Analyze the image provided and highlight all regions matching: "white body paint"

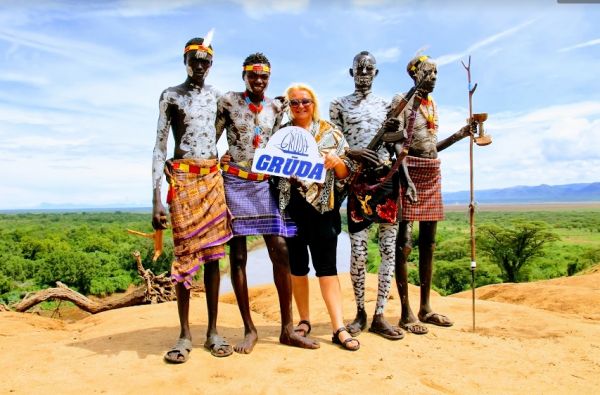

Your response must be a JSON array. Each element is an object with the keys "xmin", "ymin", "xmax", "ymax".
[
  {"xmin": 329, "ymin": 92, "xmax": 390, "ymax": 162},
  {"xmin": 152, "ymin": 84, "xmax": 221, "ymax": 188},
  {"xmin": 330, "ymin": 84, "xmax": 397, "ymax": 317},
  {"xmin": 390, "ymin": 92, "xmax": 439, "ymax": 157},
  {"xmin": 216, "ymin": 91, "xmax": 282, "ymax": 166}
]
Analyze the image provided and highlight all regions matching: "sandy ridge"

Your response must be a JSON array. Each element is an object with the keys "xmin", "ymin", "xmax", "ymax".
[{"xmin": 1, "ymin": 272, "xmax": 599, "ymax": 394}]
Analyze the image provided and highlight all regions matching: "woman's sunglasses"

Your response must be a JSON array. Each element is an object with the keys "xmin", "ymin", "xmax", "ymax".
[{"xmin": 289, "ymin": 98, "xmax": 313, "ymax": 107}]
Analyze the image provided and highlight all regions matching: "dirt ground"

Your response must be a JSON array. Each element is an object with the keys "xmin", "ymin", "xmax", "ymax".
[{"xmin": 2, "ymin": 271, "xmax": 599, "ymax": 394}]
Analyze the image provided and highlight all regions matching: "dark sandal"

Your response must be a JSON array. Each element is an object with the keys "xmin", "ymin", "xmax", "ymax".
[
  {"xmin": 294, "ymin": 320, "xmax": 312, "ymax": 337},
  {"xmin": 419, "ymin": 311, "xmax": 454, "ymax": 327},
  {"xmin": 164, "ymin": 338, "xmax": 192, "ymax": 364},
  {"xmin": 332, "ymin": 327, "xmax": 360, "ymax": 351},
  {"xmin": 203, "ymin": 335, "xmax": 233, "ymax": 358}
]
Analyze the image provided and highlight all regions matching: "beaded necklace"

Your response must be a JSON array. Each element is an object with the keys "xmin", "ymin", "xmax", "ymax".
[
  {"xmin": 243, "ymin": 91, "xmax": 266, "ymax": 148},
  {"xmin": 419, "ymin": 95, "xmax": 436, "ymax": 134}
]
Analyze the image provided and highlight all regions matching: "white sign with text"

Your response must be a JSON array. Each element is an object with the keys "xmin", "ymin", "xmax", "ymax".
[{"xmin": 251, "ymin": 126, "xmax": 325, "ymax": 183}]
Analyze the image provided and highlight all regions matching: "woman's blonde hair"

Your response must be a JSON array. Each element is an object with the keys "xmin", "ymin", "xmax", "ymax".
[{"xmin": 285, "ymin": 83, "xmax": 320, "ymax": 122}]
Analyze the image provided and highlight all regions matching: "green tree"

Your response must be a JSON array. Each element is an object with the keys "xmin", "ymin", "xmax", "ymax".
[
  {"xmin": 478, "ymin": 221, "xmax": 559, "ymax": 282},
  {"xmin": 433, "ymin": 260, "xmax": 470, "ymax": 295},
  {"xmin": 0, "ymin": 273, "xmax": 11, "ymax": 295}
]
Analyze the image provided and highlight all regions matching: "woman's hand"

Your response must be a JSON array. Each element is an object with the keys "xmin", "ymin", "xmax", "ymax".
[
  {"xmin": 324, "ymin": 152, "xmax": 349, "ymax": 179},
  {"xmin": 323, "ymin": 152, "xmax": 343, "ymax": 169}
]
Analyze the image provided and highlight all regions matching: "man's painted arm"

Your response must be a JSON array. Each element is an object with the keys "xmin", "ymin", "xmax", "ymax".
[
  {"xmin": 152, "ymin": 93, "xmax": 170, "ymax": 192},
  {"xmin": 215, "ymin": 96, "xmax": 227, "ymax": 144},
  {"xmin": 328, "ymin": 99, "xmax": 344, "ymax": 132},
  {"xmin": 151, "ymin": 92, "xmax": 171, "ymax": 230}
]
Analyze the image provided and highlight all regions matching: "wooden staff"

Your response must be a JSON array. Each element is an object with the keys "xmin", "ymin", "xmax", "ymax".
[{"xmin": 461, "ymin": 55, "xmax": 478, "ymax": 332}]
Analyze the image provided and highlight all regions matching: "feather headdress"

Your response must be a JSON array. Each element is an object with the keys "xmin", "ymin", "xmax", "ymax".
[{"xmin": 203, "ymin": 28, "xmax": 214, "ymax": 48}]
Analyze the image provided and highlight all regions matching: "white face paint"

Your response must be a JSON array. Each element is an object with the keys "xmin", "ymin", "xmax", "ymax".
[
  {"xmin": 414, "ymin": 60, "xmax": 437, "ymax": 92},
  {"xmin": 186, "ymin": 65, "xmax": 194, "ymax": 77},
  {"xmin": 352, "ymin": 54, "xmax": 377, "ymax": 93},
  {"xmin": 195, "ymin": 50, "xmax": 211, "ymax": 60},
  {"xmin": 330, "ymin": 54, "xmax": 388, "ymax": 161}
]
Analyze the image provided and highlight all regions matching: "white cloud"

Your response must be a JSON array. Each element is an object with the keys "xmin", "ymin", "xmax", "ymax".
[
  {"xmin": 0, "ymin": 153, "xmax": 151, "ymax": 208},
  {"xmin": 0, "ymin": 72, "xmax": 48, "ymax": 86},
  {"xmin": 434, "ymin": 18, "xmax": 537, "ymax": 66},
  {"xmin": 438, "ymin": 100, "xmax": 600, "ymax": 192},
  {"xmin": 0, "ymin": 27, "xmax": 126, "ymax": 70},
  {"xmin": 350, "ymin": 7, "xmax": 411, "ymax": 25},
  {"xmin": 374, "ymin": 47, "xmax": 401, "ymax": 63},
  {"xmin": 0, "ymin": 0, "xmax": 205, "ymax": 25},
  {"xmin": 231, "ymin": 0, "xmax": 310, "ymax": 19},
  {"xmin": 558, "ymin": 38, "xmax": 600, "ymax": 53},
  {"xmin": 0, "ymin": 2, "xmax": 598, "ymax": 208},
  {"xmin": 352, "ymin": 0, "xmax": 390, "ymax": 6},
  {"xmin": 95, "ymin": 0, "xmax": 201, "ymax": 18}
]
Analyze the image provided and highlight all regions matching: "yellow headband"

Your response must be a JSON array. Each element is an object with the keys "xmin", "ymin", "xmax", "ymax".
[
  {"xmin": 410, "ymin": 55, "xmax": 429, "ymax": 72},
  {"xmin": 184, "ymin": 45, "xmax": 214, "ymax": 56},
  {"xmin": 243, "ymin": 64, "xmax": 270, "ymax": 73}
]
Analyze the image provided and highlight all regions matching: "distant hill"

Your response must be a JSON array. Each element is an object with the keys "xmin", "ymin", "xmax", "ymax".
[{"xmin": 443, "ymin": 182, "xmax": 600, "ymax": 204}]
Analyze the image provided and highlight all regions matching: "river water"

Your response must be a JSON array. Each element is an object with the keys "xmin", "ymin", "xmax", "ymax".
[{"xmin": 220, "ymin": 232, "xmax": 351, "ymax": 293}]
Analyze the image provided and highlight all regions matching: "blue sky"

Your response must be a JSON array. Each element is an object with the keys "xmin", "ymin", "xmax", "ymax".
[{"xmin": 0, "ymin": 0, "xmax": 598, "ymax": 209}]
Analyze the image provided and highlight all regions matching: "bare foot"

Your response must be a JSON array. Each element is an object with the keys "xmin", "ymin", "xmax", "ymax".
[
  {"xmin": 280, "ymin": 329, "xmax": 320, "ymax": 349},
  {"xmin": 346, "ymin": 308, "xmax": 367, "ymax": 336},
  {"xmin": 234, "ymin": 330, "xmax": 258, "ymax": 354}
]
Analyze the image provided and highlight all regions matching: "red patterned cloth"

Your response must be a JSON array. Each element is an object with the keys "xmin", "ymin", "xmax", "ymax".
[{"xmin": 401, "ymin": 156, "xmax": 444, "ymax": 221}]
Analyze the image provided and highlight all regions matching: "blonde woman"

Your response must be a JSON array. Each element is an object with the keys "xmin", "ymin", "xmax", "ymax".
[{"xmin": 277, "ymin": 83, "xmax": 360, "ymax": 351}]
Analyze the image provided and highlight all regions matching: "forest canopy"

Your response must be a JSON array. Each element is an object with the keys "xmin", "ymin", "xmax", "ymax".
[{"xmin": 1, "ymin": 208, "xmax": 599, "ymax": 304}]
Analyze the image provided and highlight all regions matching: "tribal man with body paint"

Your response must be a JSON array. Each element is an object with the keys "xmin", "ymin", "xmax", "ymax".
[
  {"xmin": 392, "ymin": 55, "xmax": 475, "ymax": 334},
  {"xmin": 152, "ymin": 36, "xmax": 234, "ymax": 362},
  {"xmin": 329, "ymin": 51, "xmax": 409, "ymax": 340},
  {"xmin": 216, "ymin": 53, "xmax": 319, "ymax": 353}
]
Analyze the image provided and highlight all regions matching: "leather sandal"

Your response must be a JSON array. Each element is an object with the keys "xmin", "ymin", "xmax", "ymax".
[
  {"xmin": 294, "ymin": 320, "xmax": 312, "ymax": 337},
  {"xmin": 332, "ymin": 327, "xmax": 360, "ymax": 351}
]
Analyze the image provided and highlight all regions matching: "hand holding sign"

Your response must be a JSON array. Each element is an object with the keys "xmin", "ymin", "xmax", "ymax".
[
  {"xmin": 251, "ymin": 126, "xmax": 326, "ymax": 183},
  {"xmin": 323, "ymin": 152, "xmax": 342, "ymax": 169}
]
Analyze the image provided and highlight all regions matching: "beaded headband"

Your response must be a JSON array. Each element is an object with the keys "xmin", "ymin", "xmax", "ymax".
[
  {"xmin": 243, "ymin": 64, "xmax": 270, "ymax": 73},
  {"xmin": 184, "ymin": 45, "xmax": 213, "ymax": 56},
  {"xmin": 409, "ymin": 55, "xmax": 429, "ymax": 73}
]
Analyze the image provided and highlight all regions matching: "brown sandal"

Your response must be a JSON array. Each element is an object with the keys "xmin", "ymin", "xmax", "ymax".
[
  {"xmin": 332, "ymin": 327, "xmax": 360, "ymax": 351},
  {"xmin": 294, "ymin": 320, "xmax": 312, "ymax": 337}
]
